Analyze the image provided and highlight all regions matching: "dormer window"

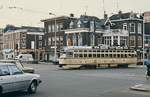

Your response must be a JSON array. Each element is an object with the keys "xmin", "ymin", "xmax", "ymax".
[
  {"xmin": 69, "ymin": 21, "xmax": 74, "ymax": 29},
  {"xmin": 77, "ymin": 20, "xmax": 82, "ymax": 28}
]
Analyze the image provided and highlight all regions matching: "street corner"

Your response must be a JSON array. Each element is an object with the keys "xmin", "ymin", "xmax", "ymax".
[{"xmin": 130, "ymin": 84, "xmax": 150, "ymax": 92}]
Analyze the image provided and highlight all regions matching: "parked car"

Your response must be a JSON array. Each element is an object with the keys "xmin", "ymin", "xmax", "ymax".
[
  {"xmin": 0, "ymin": 60, "xmax": 35, "ymax": 73},
  {"xmin": 15, "ymin": 54, "xmax": 34, "ymax": 63},
  {"xmin": 0, "ymin": 63, "xmax": 41, "ymax": 95}
]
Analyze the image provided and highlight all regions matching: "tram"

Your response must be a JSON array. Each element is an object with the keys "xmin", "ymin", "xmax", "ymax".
[{"xmin": 59, "ymin": 47, "xmax": 137, "ymax": 68}]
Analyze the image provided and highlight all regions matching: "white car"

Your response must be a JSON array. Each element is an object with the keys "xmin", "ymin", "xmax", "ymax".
[{"xmin": 0, "ymin": 63, "xmax": 42, "ymax": 95}]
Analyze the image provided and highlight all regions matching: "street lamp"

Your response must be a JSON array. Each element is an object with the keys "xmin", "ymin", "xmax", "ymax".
[
  {"xmin": 143, "ymin": 19, "xmax": 145, "ymax": 66},
  {"xmin": 49, "ymin": 12, "xmax": 57, "ymax": 63}
]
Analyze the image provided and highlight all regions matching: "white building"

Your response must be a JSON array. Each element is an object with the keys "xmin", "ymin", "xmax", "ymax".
[{"xmin": 103, "ymin": 29, "xmax": 129, "ymax": 47}]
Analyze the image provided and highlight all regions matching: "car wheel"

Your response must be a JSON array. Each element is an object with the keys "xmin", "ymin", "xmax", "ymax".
[{"xmin": 28, "ymin": 81, "xmax": 37, "ymax": 94}]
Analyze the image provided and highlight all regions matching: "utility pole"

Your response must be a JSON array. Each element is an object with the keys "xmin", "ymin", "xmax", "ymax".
[
  {"xmin": 49, "ymin": 12, "xmax": 57, "ymax": 63},
  {"xmin": 143, "ymin": 19, "xmax": 145, "ymax": 65}
]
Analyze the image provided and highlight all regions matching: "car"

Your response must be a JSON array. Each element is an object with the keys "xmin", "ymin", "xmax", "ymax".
[
  {"xmin": 15, "ymin": 54, "xmax": 34, "ymax": 63},
  {"xmin": 0, "ymin": 60, "xmax": 35, "ymax": 73},
  {"xmin": 0, "ymin": 63, "xmax": 42, "ymax": 95}
]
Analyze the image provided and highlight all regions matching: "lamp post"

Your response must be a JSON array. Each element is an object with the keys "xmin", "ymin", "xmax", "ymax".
[
  {"xmin": 34, "ymin": 34, "xmax": 37, "ymax": 62},
  {"xmin": 143, "ymin": 19, "xmax": 145, "ymax": 66},
  {"xmin": 49, "ymin": 12, "xmax": 57, "ymax": 63}
]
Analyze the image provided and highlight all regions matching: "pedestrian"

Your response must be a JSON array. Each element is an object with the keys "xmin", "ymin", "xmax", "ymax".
[{"xmin": 145, "ymin": 58, "xmax": 150, "ymax": 80}]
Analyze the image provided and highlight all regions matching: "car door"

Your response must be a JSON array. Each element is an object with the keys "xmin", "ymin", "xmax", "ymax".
[
  {"xmin": 9, "ymin": 65, "xmax": 30, "ymax": 91},
  {"xmin": 0, "ymin": 65, "xmax": 14, "ymax": 93}
]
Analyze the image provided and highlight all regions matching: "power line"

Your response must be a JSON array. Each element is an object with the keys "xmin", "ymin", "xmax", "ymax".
[{"xmin": 8, "ymin": 6, "xmax": 48, "ymax": 15}]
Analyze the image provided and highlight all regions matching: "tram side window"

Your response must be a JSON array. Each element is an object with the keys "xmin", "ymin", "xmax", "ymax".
[
  {"xmin": 125, "ymin": 54, "xmax": 127, "ymax": 58},
  {"xmin": 97, "ymin": 54, "xmax": 100, "ymax": 58},
  {"xmin": 131, "ymin": 54, "xmax": 135, "ymax": 57},
  {"xmin": 121, "ymin": 54, "xmax": 124, "ymax": 58},
  {"xmin": 74, "ymin": 54, "xmax": 79, "ymax": 58},
  {"xmin": 67, "ymin": 52, "xmax": 73, "ymax": 57},
  {"xmin": 93, "ymin": 54, "xmax": 96, "ymax": 58},
  {"xmin": 89, "ymin": 54, "xmax": 92, "ymax": 57},
  {"xmin": 128, "ymin": 54, "xmax": 132, "ymax": 57},
  {"xmin": 84, "ymin": 54, "xmax": 87, "ymax": 58},
  {"xmin": 105, "ymin": 54, "xmax": 109, "ymax": 58},
  {"xmin": 101, "ymin": 54, "xmax": 104, "ymax": 58},
  {"xmin": 79, "ymin": 54, "xmax": 83, "ymax": 58},
  {"xmin": 110, "ymin": 54, "xmax": 112, "ymax": 58},
  {"xmin": 113, "ymin": 54, "xmax": 116, "ymax": 58},
  {"xmin": 117, "ymin": 54, "xmax": 120, "ymax": 58}
]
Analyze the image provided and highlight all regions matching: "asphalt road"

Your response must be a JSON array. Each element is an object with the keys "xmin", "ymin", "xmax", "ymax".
[{"xmin": 2, "ymin": 63, "xmax": 150, "ymax": 97}]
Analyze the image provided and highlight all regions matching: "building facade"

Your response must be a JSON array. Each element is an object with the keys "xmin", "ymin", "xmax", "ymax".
[
  {"xmin": 3, "ymin": 26, "xmax": 44, "ymax": 61},
  {"xmin": 65, "ymin": 15, "xmax": 111, "ymax": 47},
  {"xmin": 110, "ymin": 11, "xmax": 143, "ymax": 49},
  {"xmin": 41, "ymin": 16, "xmax": 74, "ymax": 61},
  {"xmin": 109, "ymin": 11, "xmax": 143, "ymax": 59},
  {"xmin": 103, "ymin": 29, "xmax": 128, "ymax": 47},
  {"xmin": 0, "ymin": 29, "xmax": 3, "ymax": 59}
]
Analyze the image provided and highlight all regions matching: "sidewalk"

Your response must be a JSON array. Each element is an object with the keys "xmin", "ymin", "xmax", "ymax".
[{"xmin": 130, "ymin": 84, "xmax": 150, "ymax": 92}]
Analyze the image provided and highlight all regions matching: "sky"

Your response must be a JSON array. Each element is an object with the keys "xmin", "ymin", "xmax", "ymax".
[{"xmin": 0, "ymin": 0, "xmax": 150, "ymax": 28}]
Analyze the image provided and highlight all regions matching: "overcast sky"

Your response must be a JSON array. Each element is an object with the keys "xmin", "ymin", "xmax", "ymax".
[{"xmin": 0, "ymin": 0, "xmax": 150, "ymax": 28}]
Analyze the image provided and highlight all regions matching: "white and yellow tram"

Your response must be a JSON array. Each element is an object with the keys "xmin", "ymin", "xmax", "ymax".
[{"xmin": 59, "ymin": 48, "xmax": 137, "ymax": 68}]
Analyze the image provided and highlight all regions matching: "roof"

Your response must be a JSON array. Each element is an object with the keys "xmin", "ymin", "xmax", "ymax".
[
  {"xmin": 0, "ymin": 60, "xmax": 18, "ymax": 63},
  {"xmin": 110, "ymin": 11, "xmax": 143, "ymax": 20},
  {"xmin": 110, "ymin": 13, "xmax": 131, "ymax": 20},
  {"xmin": 0, "ymin": 63, "xmax": 15, "ymax": 66},
  {"xmin": 41, "ymin": 16, "xmax": 72, "ymax": 22},
  {"xmin": 4, "ymin": 25, "xmax": 44, "ymax": 33},
  {"xmin": 68, "ymin": 15, "xmax": 108, "ymax": 29}
]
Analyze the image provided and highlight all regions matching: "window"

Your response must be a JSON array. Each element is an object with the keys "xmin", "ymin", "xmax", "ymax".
[
  {"xmin": 130, "ymin": 36, "xmax": 135, "ymax": 46},
  {"xmin": 48, "ymin": 37, "xmax": 51, "ymax": 45},
  {"xmin": 113, "ymin": 36, "xmax": 118, "ymax": 46},
  {"xmin": 93, "ymin": 54, "xmax": 96, "ymax": 57},
  {"xmin": 60, "ymin": 36, "xmax": 63, "ymax": 45},
  {"xmin": 39, "ymin": 41, "xmax": 42, "ymax": 48},
  {"xmin": 120, "ymin": 36, "xmax": 128, "ymax": 46},
  {"xmin": 59, "ymin": 24, "xmax": 63, "ymax": 30},
  {"xmin": 138, "ymin": 23, "xmax": 142, "ymax": 34},
  {"xmin": 89, "ymin": 54, "xmax": 92, "ymax": 57},
  {"xmin": 130, "ymin": 23, "xmax": 135, "ymax": 33},
  {"xmin": 56, "ymin": 24, "xmax": 59, "ymax": 32},
  {"xmin": 39, "ymin": 36, "xmax": 42, "ymax": 40},
  {"xmin": 138, "ymin": 36, "xmax": 142, "ymax": 47},
  {"xmin": 84, "ymin": 54, "xmax": 87, "ymax": 57},
  {"xmin": 77, "ymin": 20, "xmax": 82, "ymax": 28},
  {"xmin": 48, "ymin": 25, "xmax": 51, "ymax": 32},
  {"xmin": 74, "ymin": 54, "xmax": 79, "ymax": 58},
  {"xmin": 79, "ymin": 54, "xmax": 83, "ymax": 57},
  {"xmin": 70, "ymin": 21, "xmax": 74, "ymax": 29},
  {"xmin": 123, "ymin": 23, "xmax": 127, "ymax": 30},
  {"xmin": 0, "ymin": 66, "xmax": 10, "ymax": 76},
  {"xmin": 9, "ymin": 65, "xmax": 23, "ymax": 75},
  {"xmin": 52, "ymin": 24, "xmax": 55, "ymax": 32},
  {"xmin": 105, "ymin": 36, "xmax": 111, "ymax": 46},
  {"xmin": 117, "ymin": 54, "xmax": 120, "ymax": 58},
  {"xmin": 97, "ymin": 54, "xmax": 100, "ymax": 58}
]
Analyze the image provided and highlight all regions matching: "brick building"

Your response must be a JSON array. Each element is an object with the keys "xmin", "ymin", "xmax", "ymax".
[{"xmin": 3, "ymin": 26, "xmax": 44, "ymax": 61}]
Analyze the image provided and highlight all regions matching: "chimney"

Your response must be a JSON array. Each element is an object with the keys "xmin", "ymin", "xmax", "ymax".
[
  {"xmin": 104, "ymin": 11, "xmax": 108, "ymax": 19},
  {"xmin": 118, "ymin": 10, "xmax": 122, "ymax": 15},
  {"xmin": 118, "ymin": 10, "xmax": 122, "ymax": 19},
  {"xmin": 70, "ymin": 13, "xmax": 74, "ymax": 18}
]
